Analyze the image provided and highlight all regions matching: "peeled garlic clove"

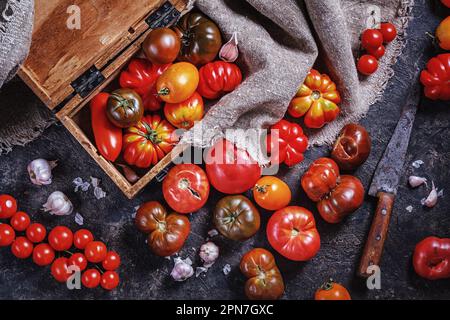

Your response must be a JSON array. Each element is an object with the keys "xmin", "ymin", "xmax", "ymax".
[
  {"xmin": 423, "ymin": 181, "xmax": 438, "ymax": 208},
  {"xmin": 219, "ymin": 32, "xmax": 239, "ymax": 63},
  {"xmin": 199, "ymin": 241, "xmax": 219, "ymax": 268},
  {"xmin": 27, "ymin": 159, "xmax": 57, "ymax": 186},
  {"xmin": 408, "ymin": 176, "xmax": 427, "ymax": 188},
  {"xmin": 42, "ymin": 191, "xmax": 73, "ymax": 216},
  {"xmin": 170, "ymin": 257, "xmax": 194, "ymax": 282}
]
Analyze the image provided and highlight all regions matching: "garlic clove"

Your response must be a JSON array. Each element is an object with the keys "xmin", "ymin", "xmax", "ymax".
[
  {"xmin": 408, "ymin": 176, "xmax": 427, "ymax": 188},
  {"xmin": 27, "ymin": 159, "xmax": 56, "ymax": 186},
  {"xmin": 199, "ymin": 241, "xmax": 219, "ymax": 268},
  {"xmin": 170, "ymin": 257, "xmax": 194, "ymax": 282},
  {"xmin": 423, "ymin": 181, "xmax": 438, "ymax": 208},
  {"xmin": 42, "ymin": 191, "xmax": 73, "ymax": 216},
  {"xmin": 219, "ymin": 32, "xmax": 239, "ymax": 63}
]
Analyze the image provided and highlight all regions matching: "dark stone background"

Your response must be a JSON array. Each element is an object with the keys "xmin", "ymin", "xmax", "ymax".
[{"xmin": 0, "ymin": 0, "xmax": 450, "ymax": 300}]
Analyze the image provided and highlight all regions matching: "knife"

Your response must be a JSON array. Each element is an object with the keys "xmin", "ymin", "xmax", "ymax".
[{"xmin": 358, "ymin": 81, "xmax": 422, "ymax": 277}]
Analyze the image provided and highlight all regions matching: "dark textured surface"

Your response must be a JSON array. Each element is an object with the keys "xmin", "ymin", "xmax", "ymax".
[{"xmin": 1, "ymin": 0, "xmax": 450, "ymax": 300}]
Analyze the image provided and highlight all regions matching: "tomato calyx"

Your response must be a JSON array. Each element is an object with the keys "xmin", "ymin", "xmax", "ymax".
[
  {"xmin": 291, "ymin": 228, "xmax": 300, "ymax": 238},
  {"xmin": 320, "ymin": 278, "xmax": 335, "ymax": 291},
  {"xmin": 156, "ymin": 219, "xmax": 167, "ymax": 232},
  {"xmin": 178, "ymin": 178, "xmax": 202, "ymax": 200},
  {"xmin": 254, "ymin": 184, "xmax": 270, "ymax": 194},
  {"xmin": 158, "ymin": 87, "xmax": 171, "ymax": 97},
  {"xmin": 110, "ymin": 93, "xmax": 137, "ymax": 112},
  {"xmin": 141, "ymin": 122, "xmax": 162, "ymax": 144},
  {"xmin": 311, "ymin": 90, "xmax": 321, "ymax": 100}
]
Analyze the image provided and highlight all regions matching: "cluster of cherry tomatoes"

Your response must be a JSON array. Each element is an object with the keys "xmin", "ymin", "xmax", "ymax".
[
  {"xmin": 357, "ymin": 22, "xmax": 398, "ymax": 76},
  {"xmin": 0, "ymin": 194, "xmax": 120, "ymax": 290}
]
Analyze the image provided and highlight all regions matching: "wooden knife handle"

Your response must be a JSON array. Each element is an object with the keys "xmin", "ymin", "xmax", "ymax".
[{"xmin": 358, "ymin": 192, "xmax": 395, "ymax": 277}]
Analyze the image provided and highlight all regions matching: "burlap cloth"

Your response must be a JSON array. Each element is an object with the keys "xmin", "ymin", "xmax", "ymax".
[{"xmin": 0, "ymin": 0, "xmax": 413, "ymax": 160}]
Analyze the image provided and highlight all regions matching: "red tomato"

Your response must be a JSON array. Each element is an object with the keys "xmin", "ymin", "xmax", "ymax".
[
  {"xmin": 84, "ymin": 241, "xmax": 107, "ymax": 263},
  {"xmin": 205, "ymin": 139, "xmax": 262, "ymax": 194},
  {"xmin": 51, "ymin": 257, "xmax": 71, "ymax": 283},
  {"xmin": 48, "ymin": 226, "xmax": 73, "ymax": 251},
  {"xmin": 10, "ymin": 211, "xmax": 31, "ymax": 231},
  {"xmin": 73, "ymin": 229, "xmax": 94, "ymax": 250},
  {"xmin": 315, "ymin": 279, "xmax": 351, "ymax": 300},
  {"xmin": 366, "ymin": 45, "xmax": 385, "ymax": 60},
  {"xmin": 32, "ymin": 243, "xmax": 55, "ymax": 266},
  {"xmin": 380, "ymin": 23, "xmax": 397, "ymax": 43},
  {"xmin": 68, "ymin": 253, "xmax": 88, "ymax": 272},
  {"xmin": 26, "ymin": 223, "xmax": 47, "ymax": 243},
  {"xmin": 197, "ymin": 61, "xmax": 242, "ymax": 99},
  {"xmin": 0, "ymin": 194, "xmax": 17, "ymax": 219},
  {"xmin": 11, "ymin": 236, "xmax": 34, "ymax": 259},
  {"xmin": 82, "ymin": 269, "xmax": 101, "ymax": 288},
  {"xmin": 101, "ymin": 271, "xmax": 120, "ymax": 290},
  {"xmin": 267, "ymin": 206, "xmax": 320, "ymax": 261},
  {"xmin": 163, "ymin": 164, "xmax": 210, "ymax": 214},
  {"xmin": 361, "ymin": 29, "xmax": 383, "ymax": 50},
  {"xmin": 357, "ymin": 55, "xmax": 379, "ymax": 76},
  {"xmin": 420, "ymin": 53, "xmax": 450, "ymax": 101},
  {"xmin": 102, "ymin": 251, "xmax": 121, "ymax": 271},
  {"xmin": 0, "ymin": 224, "xmax": 15, "ymax": 247},
  {"xmin": 90, "ymin": 92, "xmax": 122, "ymax": 162},
  {"xmin": 413, "ymin": 237, "xmax": 450, "ymax": 280},
  {"xmin": 443, "ymin": 0, "xmax": 450, "ymax": 7}
]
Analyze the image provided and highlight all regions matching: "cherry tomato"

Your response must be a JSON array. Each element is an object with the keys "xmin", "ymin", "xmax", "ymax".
[
  {"xmin": 0, "ymin": 224, "xmax": 15, "ymax": 247},
  {"xmin": 51, "ymin": 257, "xmax": 71, "ymax": 283},
  {"xmin": 143, "ymin": 28, "xmax": 181, "ymax": 65},
  {"xmin": 253, "ymin": 176, "xmax": 291, "ymax": 211},
  {"xmin": 314, "ymin": 279, "xmax": 351, "ymax": 300},
  {"xmin": 357, "ymin": 55, "xmax": 379, "ymax": 76},
  {"xmin": 380, "ymin": 22, "xmax": 397, "ymax": 43},
  {"xmin": 156, "ymin": 62, "xmax": 200, "ymax": 104},
  {"xmin": 73, "ymin": 229, "xmax": 94, "ymax": 250},
  {"xmin": 81, "ymin": 269, "xmax": 101, "ymax": 288},
  {"xmin": 10, "ymin": 211, "xmax": 30, "ymax": 232},
  {"xmin": 102, "ymin": 251, "xmax": 121, "ymax": 271},
  {"xmin": 48, "ymin": 226, "xmax": 73, "ymax": 251},
  {"xmin": 32, "ymin": 243, "xmax": 55, "ymax": 266},
  {"xmin": 162, "ymin": 164, "xmax": 210, "ymax": 214},
  {"xmin": 361, "ymin": 29, "xmax": 383, "ymax": 50},
  {"xmin": 0, "ymin": 194, "xmax": 17, "ymax": 219},
  {"xmin": 68, "ymin": 253, "xmax": 88, "ymax": 272},
  {"xmin": 101, "ymin": 271, "xmax": 120, "ymax": 290},
  {"xmin": 11, "ymin": 236, "xmax": 33, "ymax": 259},
  {"xmin": 84, "ymin": 241, "xmax": 107, "ymax": 263},
  {"xmin": 26, "ymin": 223, "xmax": 47, "ymax": 243},
  {"xmin": 366, "ymin": 45, "xmax": 385, "ymax": 59}
]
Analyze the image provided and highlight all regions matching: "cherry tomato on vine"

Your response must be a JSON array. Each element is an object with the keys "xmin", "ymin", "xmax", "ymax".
[
  {"xmin": 82, "ymin": 269, "xmax": 101, "ymax": 288},
  {"xmin": 380, "ymin": 22, "xmax": 397, "ymax": 43},
  {"xmin": 51, "ymin": 257, "xmax": 71, "ymax": 283},
  {"xmin": 366, "ymin": 45, "xmax": 385, "ymax": 60},
  {"xmin": 0, "ymin": 194, "xmax": 17, "ymax": 219},
  {"xmin": 102, "ymin": 251, "xmax": 121, "ymax": 271},
  {"xmin": 32, "ymin": 243, "xmax": 55, "ymax": 266},
  {"xmin": 48, "ymin": 226, "xmax": 73, "ymax": 251},
  {"xmin": 84, "ymin": 241, "xmax": 107, "ymax": 263},
  {"xmin": 0, "ymin": 224, "xmax": 15, "ymax": 247},
  {"xmin": 357, "ymin": 55, "xmax": 378, "ymax": 76},
  {"xmin": 101, "ymin": 271, "xmax": 120, "ymax": 290},
  {"xmin": 11, "ymin": 236, "xmax": 33, "ymax": 259},
  {"xmin": 361, "ymin": 29, "xmax": 383, "ymax": 50},
  {"xmin": 73, "ymin": 229, "xmax": 94, "ymax": 250},
  {"xmin": 26, "ymin": 223, "xmax": 47, "ymax": 243},
  {"xmin": 253, "ymin": 176, "xmax": 292, "ymax": 211},
  {"xmin": 68, "ymin": 253, "xmax": 88, "ymax": 272},
  {"xmin": 10, "ymin": 211, "xmax": 30, "ymax": 231}
]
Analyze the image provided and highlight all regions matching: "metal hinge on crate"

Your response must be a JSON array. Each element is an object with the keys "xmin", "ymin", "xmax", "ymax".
[
  {"xmin": 70, "ymin": 66, "xmax": 105, "ymax": 99},
  {"xmin": 145, "ymin": 1, "xmax": 182, "ymax": 28}
]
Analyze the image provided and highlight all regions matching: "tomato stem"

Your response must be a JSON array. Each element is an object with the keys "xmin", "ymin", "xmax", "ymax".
[{"xmin": 158, "ymin": 87, "xmax": 170, "ymax": 96}]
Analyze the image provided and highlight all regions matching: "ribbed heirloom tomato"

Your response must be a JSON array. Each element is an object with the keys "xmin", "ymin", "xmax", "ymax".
[
  {"xmin": 164, "ymin": 92, "xmax": 204, "ymax": 129},
  {"xmin": 197, "ymin": 61, "xmax": 242, "ymax": 99},
  {"xmin": 420, "ymin": 53, "xmax": 450, "ymax": 101}
]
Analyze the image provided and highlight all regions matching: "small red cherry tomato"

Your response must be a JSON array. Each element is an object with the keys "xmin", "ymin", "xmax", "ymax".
[
  {"xmin": 0, "ymin": 194, "xmax": 17, "ymax": 219},
  {"xmin": 101, "ymin": 271, "xmax": 120, "ymax": 290},
  {"xmin": 32, "ymin": 243, "xmax": 55, "ymax": 266},
  {"xmin": 68, "ymin": 253, "xmax": 88, "ymax": 272},
  {"xmin": 48, "ymin": 226, "xmax": 73, "ymax": 251},
  {"xmin": 73, "ymin": 229, "xmax": 94, "ymax": 250},
  {"xmin": 51, "ymin": 257, "xmax": 71, "ymax": 282},
  {"xmin": 82, "ymin": 269, "xmax": 101, "ymax": 288},
  {"xmin": 10, "ymin": 211, "xmax": 30, "ymax": 231},
  {"xmin": 361, "ymin": 29, "xmax": 383, "ymax": 50},
  {"xmin": 84, "ymin": 241, "xmax": 107, "ymax": 263},
  {"xmin": 26, "ymin": 223, "xmax": 47, "ymax": 243},
  {"xmin": 366, "ymin": 45, "xmax": 385, "ymax": 60},
  {"xmin": 11, "ymin": 236, "xmax": 34, "ymax": 259},
  {"xmin": 0, "ymin": 224, "xmax": 15, "ymax": 247},
  {"xmin": 102, "ymin": 251, "xmax": 121, "ymax": 271},
  {"xmin": 357, "ymin": 55, "xmax": 379, "ymax": 76},
  {"xmin": 380, "ymin": 23, "xmax": 397, "ymax": 43}
]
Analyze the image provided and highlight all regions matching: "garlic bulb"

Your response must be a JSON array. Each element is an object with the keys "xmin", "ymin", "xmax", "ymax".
[
  {"xmin": 43, "ymin": 191, "xmax": 73, "ymax": 216},
  {"xmin": 423, "ymin": 181, "xmax": 438, "ymax": 208},
  {"xmin": 219, "ymin": 32, "xmax": 239, "ymax": 62},
  {"xmin": 170, "ymin": 257, "xmax": 194, "ymax": 282},
  {"xmin": 27, "ymin": 159, "xmax": 57, "ymax": 185},
  {"xmin": 408, "ymin": 176, "xmax": 427, "ymax": 188},
  {"xmin": 199, "ymin": 242, "xmax": 219, "ymax": 268}
]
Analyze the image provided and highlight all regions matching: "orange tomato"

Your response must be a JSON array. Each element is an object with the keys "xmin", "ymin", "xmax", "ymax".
[
  {"xmin": 164, "ymin": 92, "xmax": 204, "ymax": 129},
  {"xmin": 314, "ymin": 279, "xmax": 351, "ymax": 300},
  {"xmin": 253, "ymin": 176, "xmax": 291, "ymax": 211},
  {"xmin": 436, "ymin": 16, "xmax": 450, "ymax": 51},
  {"xmin": 156, "ymin": 62, "xmax": 199, "ymax": 104}
]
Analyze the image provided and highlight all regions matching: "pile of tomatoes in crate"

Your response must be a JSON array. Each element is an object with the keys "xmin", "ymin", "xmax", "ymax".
[
  {"xmin": 0, "ymin": 195, "xmax": 121, "ymax": 290},
  {"xmin": 91, "ymin": 12, "xmax": 242, "ymax": 177}
]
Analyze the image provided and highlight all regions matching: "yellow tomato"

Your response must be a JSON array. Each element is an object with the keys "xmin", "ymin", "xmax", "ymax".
[
  {"xmin": 253, "ymin": 176, "xmax": 291, "ymax": 211},
  {"xmin": 164, "ymin": 92, "xmax": 204, "ymax": 130},
  {"xmin": 156, "ymin": 62, "xmax": 199, "ymax": 104},
  {"xmin": 437, "ymin": 16, "xmax": 450, "ymax": 51}
]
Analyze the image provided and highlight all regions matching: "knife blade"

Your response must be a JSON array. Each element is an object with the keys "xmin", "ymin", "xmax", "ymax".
[{"xmin": 358, "ymin": 81, "xmax": 422, "ymax": 277}]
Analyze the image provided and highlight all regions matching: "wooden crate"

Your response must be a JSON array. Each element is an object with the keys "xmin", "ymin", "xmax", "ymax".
[{"xmin": 19, "ymin": 0, "xmax": 190, "ymax": 198}]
